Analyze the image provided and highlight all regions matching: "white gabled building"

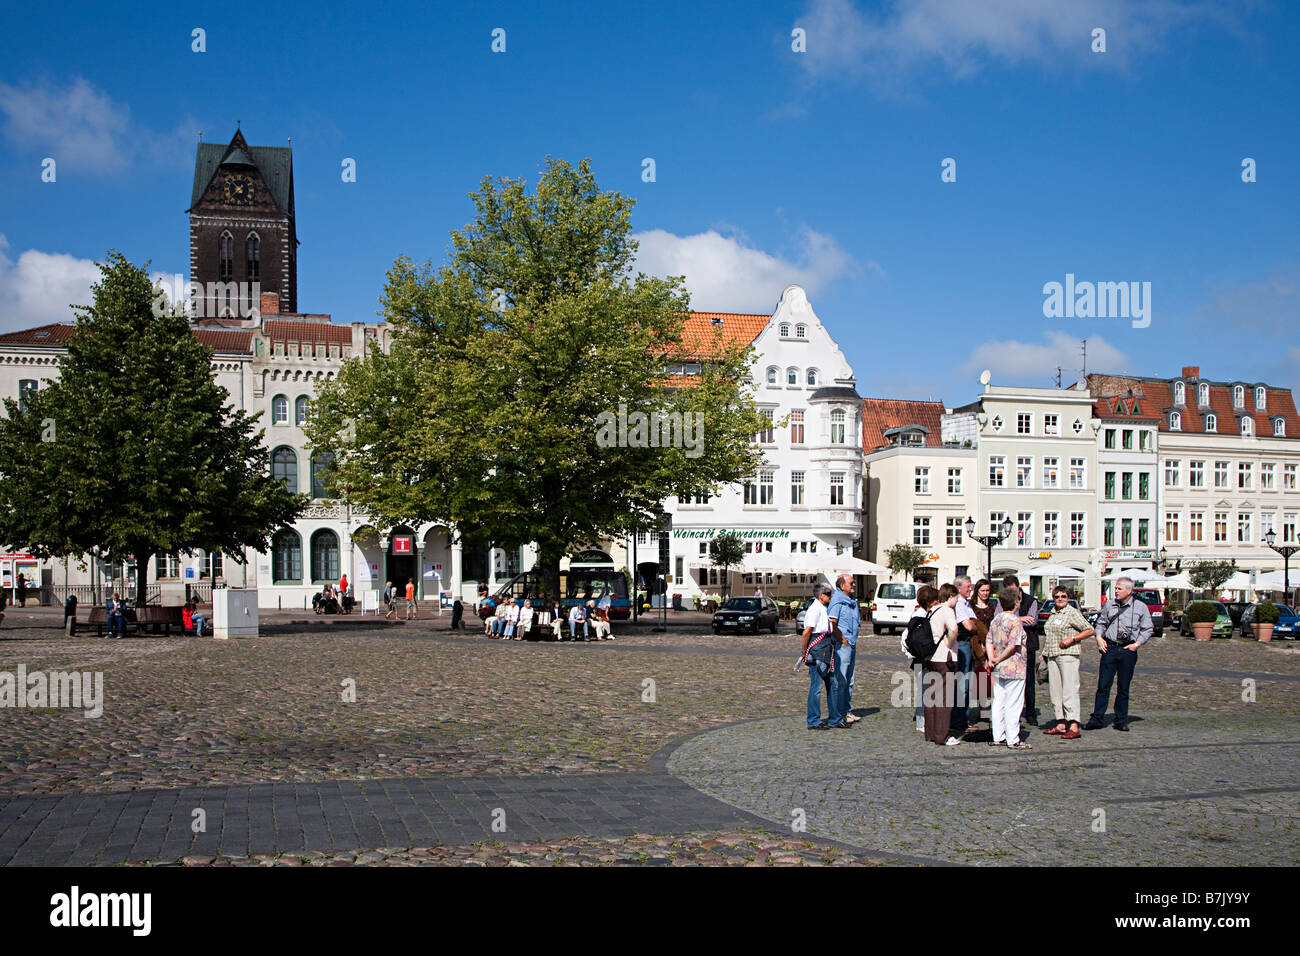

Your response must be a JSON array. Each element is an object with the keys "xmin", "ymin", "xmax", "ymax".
[{"xmin": 647, "ymin": 286, "xmax": 865, "ymax": 601}]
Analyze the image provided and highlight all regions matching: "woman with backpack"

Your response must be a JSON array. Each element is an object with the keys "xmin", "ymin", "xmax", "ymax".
[{"xmin": 917, "ymin": 584, "xmax": 962, "ymax": 746}]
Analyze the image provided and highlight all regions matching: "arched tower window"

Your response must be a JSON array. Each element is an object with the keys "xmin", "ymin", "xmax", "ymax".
[{"xmin": 246, "ymin": 233, "xmax": 260, "ymax": 282}]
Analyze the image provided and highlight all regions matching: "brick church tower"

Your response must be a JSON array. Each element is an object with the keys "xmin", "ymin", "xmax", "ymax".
[{"xmin": 188, "ymin": 128, "xmax": 297, "ymax": 323}]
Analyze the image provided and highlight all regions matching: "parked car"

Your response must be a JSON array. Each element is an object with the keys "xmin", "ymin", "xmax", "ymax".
[
  {"xmin": 1239, "ymin": 604, "xmax": 1298, "ymax": 639},
  {"xmin": 871, "ymin": 582, "xmax": 920, "ymax": 635},
  {"xmin": 1178, "ymin": 601, "xmax": 1233, "ymax": 638},
  {"xmin": 1038, "ymin": 599, "xmax": 1081, "ymax": 627},
  {"xmin": 1130, "ymin": 588, "xmax": 1166, "ymax": 636},
  {"xmin": 712, "ymin": 596, "xmax": 780, "ymax": 634},
  {"xmin": 1222, "ymin": 601, "xmax": 1250, "ymax": 628}
]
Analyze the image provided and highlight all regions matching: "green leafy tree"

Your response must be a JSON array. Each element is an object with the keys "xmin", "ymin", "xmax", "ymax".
[
  {"xmin": 305, "ymin": 158, "xmax": 767, "ymax": 596},
  {"xmin": 0, "ymin": 251, "xmax": 303, "ymax": 606},
  {"xmin": 885, "ymin": 543, "xmax": 929, "ymax": 581},
  {"xmin": 1188, "ymin": 559, "xmax": 1236, "ymax": 597},
  {"xmin": 708, "ymin": 532, "xmax": 748, "ymax": 599}
]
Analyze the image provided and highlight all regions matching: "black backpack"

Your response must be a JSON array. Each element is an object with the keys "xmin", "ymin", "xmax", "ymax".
[{"xmin": 904, "ymin": 609, "xmax": 940, "ymax": 661}]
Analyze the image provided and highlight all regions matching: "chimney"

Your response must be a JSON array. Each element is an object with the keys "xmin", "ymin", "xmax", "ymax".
[
  {"xmin": 1181, "ymin": 365, "xmax": 1199, "ymax": 379},
  {"xmin": 260, "ymin": 292, "xmax": 280, "ymax": 316}
]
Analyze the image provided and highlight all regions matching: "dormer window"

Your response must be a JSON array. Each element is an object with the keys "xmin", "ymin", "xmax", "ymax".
[
  {"xmin": 1205, "ymin": 413, "xmax": 1217, "ymax": 433},
  {"xmin": 1170, "ymin": 411, "xmax": 1181, "ymax": 431},
  {"xmin": 1274, "ymin": 418, "xmax": 1287, "ymax": 437},
  {"xmin": 1174, "ymin": 381, "xmax": 1185, "ymax": 405},
  {"xmin": 1256, "ymin": 386, "xmax": 1267, "ymax": 410},
  {"xmin": 779, "ymin": 323, "xmax": 790, "ymax": 336},
  {"xmin": 1233, "ymin": 385, "xmax": 1244, "ymax": 408},
  {"xmin": 1198, "ymin": 382, "xmax": 1210, "ymax": 407},
  {"xmin": 795, "ymin": 324, "xmax": 807, "ymax": 338},
  {"xmin": 1241, "ymin": 417, "xmax": 1253, "ymax": 436}
]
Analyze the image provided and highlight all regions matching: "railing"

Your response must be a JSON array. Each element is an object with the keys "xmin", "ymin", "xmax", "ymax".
[{"xmin": 42, "ymin": 585, "xmax": 163, "ymax": 607}]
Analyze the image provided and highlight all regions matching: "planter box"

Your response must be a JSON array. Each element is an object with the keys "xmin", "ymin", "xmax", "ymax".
[
  {"xmin": 1191, "ymin": 622, "xmax": 1214, "ymax": 642},
  {"xmin": 1255, "ymin": 623, "xmax": 1275, "ymax": 643}
]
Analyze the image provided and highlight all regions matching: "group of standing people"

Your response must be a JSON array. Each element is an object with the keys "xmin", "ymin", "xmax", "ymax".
[
  {"xmin": 907, "ymin": 574, "xmax": 1151, "ymax": 748},
  {"xmin": 383, "ymin": 579, "xmax": 417, "ymax": 620},
  {"xmin": 800, "ymin": 574, "xmax": 861, "ymax": 729}
]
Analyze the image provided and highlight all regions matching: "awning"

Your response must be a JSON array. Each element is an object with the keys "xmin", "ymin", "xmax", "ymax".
[{"xmin": 1026, "ymin": 564, "xmax": 1088, "ymax": 578}]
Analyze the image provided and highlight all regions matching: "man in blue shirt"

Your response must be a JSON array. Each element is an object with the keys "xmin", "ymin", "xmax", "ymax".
[{"xmin": 828, "ymin": 574, "xmax": 862, "ymax": 724}]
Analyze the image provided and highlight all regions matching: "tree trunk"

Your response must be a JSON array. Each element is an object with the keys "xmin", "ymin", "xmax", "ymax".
[
  {"xmin": 534, "ymin": 545, "xmax": 563, "ymax": 607},
  {"xmin": 134, "ymin": 550, "xmax": 151, "ymax": 608}
]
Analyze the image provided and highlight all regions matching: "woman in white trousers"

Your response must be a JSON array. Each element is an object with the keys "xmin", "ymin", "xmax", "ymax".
[{"xmin": 986, "ymin": 587, "xmax": 1031, "ymax": 749}]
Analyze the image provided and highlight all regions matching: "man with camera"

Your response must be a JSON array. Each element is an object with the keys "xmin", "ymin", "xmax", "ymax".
[{"xmin": 1084, "ymin": 576, "xmax": 1152, "ymax": 732}]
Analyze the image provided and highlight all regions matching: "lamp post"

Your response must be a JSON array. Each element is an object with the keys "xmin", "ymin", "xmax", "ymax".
[
  {"xmin": 966, "ymin": 515, "xmax": 1014, "ymax": 578},
  {"xmin": 1265, "ymin": 528, "xmax": 1298, "ymax": 599},
  {"xmin": 1156, "ymin": 546, "xmax": 1169, "ymax": 573}
]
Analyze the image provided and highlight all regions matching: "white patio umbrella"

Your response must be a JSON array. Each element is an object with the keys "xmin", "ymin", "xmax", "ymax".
[
  {"xmin": 1153, "ymin": 572, "xmax": 1192, "ymax": 590},
  {"xmin": 1101, "ymin": 567, "xmax": 1155, "ymax": 582},
  {"xmin": 1215, "ymin": 571, "xmax": 1256, "ymax": 592},
  {"xmin": 1026, "ymin": 564, "xmax": 1087, "ymax": 578},
  {"xmin": 1253, "ymin": 570, "xmax": 1288, "ymax": 590}
]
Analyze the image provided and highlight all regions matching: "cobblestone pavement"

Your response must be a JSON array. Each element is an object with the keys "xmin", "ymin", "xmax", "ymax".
[
  {"xmin": 668, "ymin": 709, "xmax": 1300, "ymax": 866},
  {"xmin": 1, "ymin": 609, "xmax": 1297, "ymax": 865}
]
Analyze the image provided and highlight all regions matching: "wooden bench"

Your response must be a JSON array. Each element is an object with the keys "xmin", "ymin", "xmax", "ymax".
[
  {"xmin": 81, "ymin": 605, "xmax": 205, "ymax": 636},
  {"xmin": 84, "ymin": 605, "xmax": 139, "ymax": 637}
]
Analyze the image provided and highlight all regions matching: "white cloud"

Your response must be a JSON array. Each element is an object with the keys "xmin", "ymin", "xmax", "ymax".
[
  {"xmin": 0, "ymin": 237, "xmax": 101, "ymax": 331},
  {"xmin": 962, "ymin": 331, "xmax": 1130, "ymax": 385},
  {"xmin": 0, "ymin": 78, "xmax": 199, "ymax": 172},
  {"xmin": 631, "ymin": 226, "xmax": 858, "ymax": 312},
  {"xmin": 795, "ymin": 0, "xmax": 1230, "ymax": 87},
  {"xmin": 0, "ymin": 238, "xmax": 184, "ymax": 332}
]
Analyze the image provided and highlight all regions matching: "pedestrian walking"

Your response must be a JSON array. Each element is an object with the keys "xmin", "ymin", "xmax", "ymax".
[
  {"xmin": 1084, "ymin": 576, "xmax": 1151, "ymax": 733},
  {"xmin": 987, "ymin": 586, "xmax": 1030, "ymax": 749},
  {"xmin": 404, "ymin": 579, "xmax": 416, "ymax": 619},
  {"xmin": 384, "ymin": 581, "xmax": 397, "ymax": 620},
  {"xmin": 802, "ymin": 584, "xmax": 845, "ymax": 729},
  {"xmin": 1041, "ymin": 587, "xmax": 1093, "ymax": 739},
  {"xmin": 16, "ymin": 573, "xmax": 27, "ymax": 607}
]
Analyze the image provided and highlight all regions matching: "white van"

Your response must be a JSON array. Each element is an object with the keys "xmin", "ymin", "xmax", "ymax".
[{"xmin": 871, "ymin": 582, "xmax": 920, "ymax": 635}]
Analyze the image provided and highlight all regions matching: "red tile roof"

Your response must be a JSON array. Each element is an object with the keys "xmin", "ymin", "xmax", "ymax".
[
  {"xmin": 861, "ymin": 398, "xmax": 946, "ymax": 451},
  {"xmin": 1087, "ymin": 373, "xmax": 1299, "ymax": 438},
  {"xmin": 677, "ymin": 312, "xmax": 768, "ymax": 358},
  {"xmin": 0, "ymin": 322, "xmax": 251, "ymax": 354},
  {"xmin": 263, "ymin": 319, "xmax": 352, "ymax": 345},
  {"xmin": 1091, "ymin": 392, "xmax": 1161, "ymax": 421},
  {"xmin": 0, "ymin": 323, "xmax": 77, "ymax": 346}
]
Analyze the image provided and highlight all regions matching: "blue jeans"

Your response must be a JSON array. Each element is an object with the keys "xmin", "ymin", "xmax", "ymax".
[
  {"xmin": 807, "ymin": 655, "xmax": 845, "ymax": 727},
  {"xmin": 949, "ymin": 639, "xmax": 974, "ymax": 731},
  {"xmin": 569, "ymin": 620, "xmax": 588, "ymax": 639},
  {"xmin": 1091, "ymin": 644, "xmax": 1138, "ymax": 724},
  {"xmin": 835, "ymin": 642, "xmax": 856, "ymax": 717},
  {"xmin": 192, "ymin": 614, "xmax": 207, "ymax": 635}
]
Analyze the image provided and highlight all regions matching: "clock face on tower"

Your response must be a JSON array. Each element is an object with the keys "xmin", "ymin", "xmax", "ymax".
[{"xmin": 222, "ymin": 173, "xmax": 256, "ymax": 206}]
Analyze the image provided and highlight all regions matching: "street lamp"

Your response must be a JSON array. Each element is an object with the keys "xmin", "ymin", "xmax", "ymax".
[
  {"xmin": 1265, "ymin": 528, "xmax": 1298, "ymax": 598},
  {"xmin": 1156, "ymin": 546, "xmax": 1169, "ymax": 572},
  {"xmin": 966, "ymin": 515, "xmax": 1014, "ymax": 578}
]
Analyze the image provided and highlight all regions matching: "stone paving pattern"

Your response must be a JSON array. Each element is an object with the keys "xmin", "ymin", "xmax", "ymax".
[{"xmin": 1, "ymin": 607, "xmax": 1297, "ymax": 865}]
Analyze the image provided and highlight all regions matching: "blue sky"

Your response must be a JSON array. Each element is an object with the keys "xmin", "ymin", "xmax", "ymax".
[{"xmin": 1, "ymin": 0, "xmax": 1297, "ymax": 404}]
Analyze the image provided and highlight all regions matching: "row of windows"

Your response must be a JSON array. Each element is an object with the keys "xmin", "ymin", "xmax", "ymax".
[
  {"xmin": 1168, "ymin": 410, "xmax": 1285, "ymax": 436},
  {"xmin": 692, "ymin": 540, "xmax": 821, "ymax": 557},
  {"xmin": 1103, "ymin": 471, "xmax": 1153, "ymax": 501},
  {"xmin": 271, "ymin": 446, "xmax": 335, "ymax": 498},
  {"xmin": 1163, "ymin": 460, "xmax": 1298, "ymax": 492},
  {"xmin": 1174, "ymin": 381, "xmax": 1268, "ymax": 412},
  {"xmin": 777, "ymin": 323, "xmax": 808, "ymax": 339},
  {"xmin": 1102, "ymin": 428, "xmax": 1155, "ymax": 451},
  {"xmin": 763, "ymin": 367, "xmax": 820, "ymax": 387},
  {"xmin": 914, "ymin": 467, "xmax": 964, "ymax": 494},
  {"xmin": 1164, "ymin": 511, "xmax": 1298, "ymax": 544},
  {"xmin": 1102, "ymin": 518, "xmax": 1153, "ymax": 548},
  {"xmin": 988, "ymin": 456, "xmax": 1086, "ymax": 489},
  {"xmin": 754, "ymin": 408, "xmax": 854, "ymax": 445},
  {"xmin": 741, "ymin": 471, "xmax": 850, "ymax": 507},
  {"xmin": 153, "ymin": 552, "xmax": 223, "ymax": 579},
  {"xmin": 989, "ymin": 412, "xmax": 1084, "ymax": 436},
  {"xmin": 271, "ymin": 394, "xmax": 310, "ymax": 425},
  {"xmin": 270, "ymin": 529, "xmax": 344, "ymax": 583},
  {"xmin": 912, "ymin": 512, "xmax": 1087, "ymax": 548},
  {"xmin": 218, "ymin": 232, "xmax": 260, "ymax": 282}
]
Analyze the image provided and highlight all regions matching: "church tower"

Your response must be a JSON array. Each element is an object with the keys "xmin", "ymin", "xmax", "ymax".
[{"xmin": 188, "ymin": 128, "xmax": 297, "ymax": 323}]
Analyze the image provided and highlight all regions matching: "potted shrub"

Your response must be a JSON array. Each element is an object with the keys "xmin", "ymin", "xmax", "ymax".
[
  {"xmin": 1254, "ymin": 601, "xmax": 1279, "ymax": 643},
  {"xmin": 1185, "ymin": 601, "xmax": 1218, "ymax": 641}
]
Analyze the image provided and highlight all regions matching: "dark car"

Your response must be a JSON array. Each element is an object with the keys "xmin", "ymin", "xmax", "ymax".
[
  {"xmin": 1239, "ymin": 604, "xmax": 1298, "ymax": 639},
  {"xmin": 1038, "ymin": 599, "xmax": 1081, "ymax": 626},
  {"xmin": 1222, "ymin": 601, "xmax": 1250, "ymax": 627},
  {"xmin": 712, "ymin": 597, "xmax": 780, "ymax": 634}
]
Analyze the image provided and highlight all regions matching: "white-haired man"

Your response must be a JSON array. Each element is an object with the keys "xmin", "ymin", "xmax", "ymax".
[{"xmin": 1084, "ymin": 576, "xmax": 1152, "ymax": 732}]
